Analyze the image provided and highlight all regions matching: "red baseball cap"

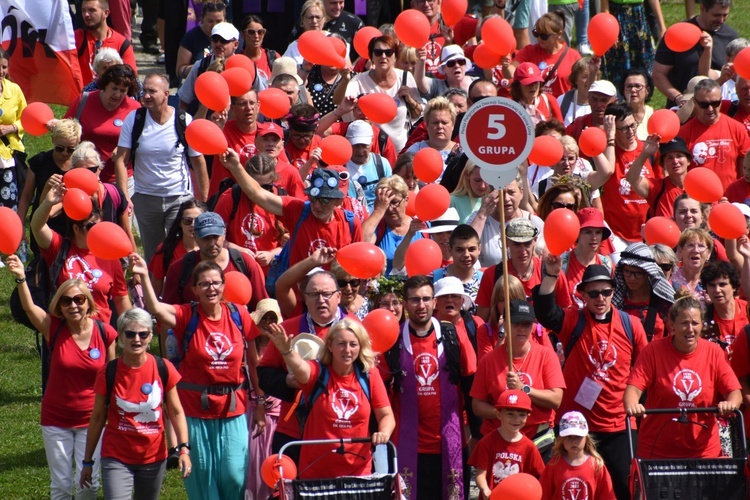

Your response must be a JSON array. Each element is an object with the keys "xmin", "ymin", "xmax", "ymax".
[
  {"xmin": 257, "ymin": 122, "xmax": 284, "ymax": 138},
  {"xmin": 495, "ymin": 389, "xmax": 532, "ymax": 412},
  {"xmin": 514, "ymin": 62, "xmax": 544, "ymax": 86}
]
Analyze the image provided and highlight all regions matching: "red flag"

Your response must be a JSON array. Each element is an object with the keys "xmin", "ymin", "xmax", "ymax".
[{"xmin": 1, "ymin": 0, "xmax": 83, "ymax": 105}]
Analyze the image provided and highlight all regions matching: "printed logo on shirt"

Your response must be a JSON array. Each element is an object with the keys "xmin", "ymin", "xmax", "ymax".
[
  {"xmin": 492, "ymin": 454, "xmax": 521, "ymax": 483},
  {"xmin": 561, "ymin": 477, "xmax": 590, "ymax": 500},
  {"xmin": 331, "ymin": 388, "xmax": 360, "ymax": 428},
  {"xmin": 115, "ymin": 379, "xmax": 162, "ymax": 430},
  {"xmin": 239, "ymin": 143, "xmax": 258, "ymax": 165},
  {"xmin": 414, "ymin": 352, "xmax": 439, "ymax": 395},
  {"xmin": 64, "ymin": 255, "xmax": 102, "ymax": 288},
  {"xmin": 516, "ymin": 372, "xmax": 533, "ymax": 388},
  {"xmin": 672, "ymin": 368, "xmax": 702, "ymax": 408},
  {"xmin": 588, "ymin": 340, "xmax": 616, "ymax": 381},
  {"xmin": 692, "ymin": 140, "xmax": 730, "ymax": 165},
  {"xmin": 424, "ymin": 39, "xmax": 442, "ymax": 74},
  {"xmin": 205, "ymin": 332, "xmax": 234, "ymax": 369},
  {"xmin": 308, "ymin": 238, "xmax": 328, "ymax": 256},
  {"xmin": 240, "ymin": 213, "xmax": 264, "ymax": 252}
]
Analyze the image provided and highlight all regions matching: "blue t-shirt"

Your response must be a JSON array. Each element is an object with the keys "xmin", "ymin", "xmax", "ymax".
[
  {"xmin": 377, "ymin": 223, "xmax": 423, "ymax": 275},
  {"xmin": 346, "ymin": 153, "xmax": 392, "ymax": 213}
]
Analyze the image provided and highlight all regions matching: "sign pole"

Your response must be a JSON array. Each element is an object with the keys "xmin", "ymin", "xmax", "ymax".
[{"xmin": 499, "ymin": 188, "xmax": 513, "ymax": 368}]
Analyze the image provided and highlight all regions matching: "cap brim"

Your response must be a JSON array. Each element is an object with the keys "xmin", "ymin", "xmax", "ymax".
[
  {"xmin": 576, "ymin": 276, "xmax": 615, "ymax": 291},
  {"xmin": 510, "ymin": 313, "xmax": 536, "ymax": 324},
  {"xmin": 421, "ymin": 224, "xmax": 458, "ymax": 234},
  {"xmin": 304, "ymin": 187, "xmax": 345, "ymax": 199},
  {"xmin": 195, "ymin": 228, "xmax": 225, "ymax": 239},
  {"xmin": 559, "ymin": 428, "xmax": 588, "ymax": 437}
]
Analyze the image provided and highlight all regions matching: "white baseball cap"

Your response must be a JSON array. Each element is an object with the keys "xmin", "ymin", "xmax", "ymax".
[
  {"xmin": 211, "ymin": 22, "xmax": 240, "ymax": 41},
  {"xmin": 345, "ymin": 120, "xmax": 374, "ymax": 145},
  {"xmin": 588, "ymin": 80, "xmax": 617, "ymax": 97},
  {"xmin": 559, "ymin": 411, "xmax": 589, "ymax": 437}
]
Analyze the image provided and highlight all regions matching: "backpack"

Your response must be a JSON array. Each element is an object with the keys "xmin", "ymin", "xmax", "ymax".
[
  {"xmin": 43, "ymin": 318, "xmax": 107, "ymax": 394},
  {"xmin": 265, "ymin": 202, "xmax": 355, "ymax": 297},
  {"xmin": 177, "ymin": 248, "xmax": 249, "ymax": 299},
  {"xmin": 559, "ymin": 90, "xmax": 576, "ymax": 119},
  {"xmin": 105, "ymin": 355, "xmax": 169, "ymax": 407},
  {"xmin": 728, "ymin": 101, "xmax": 740, "ymax": 118},
  {"xmin": 460, "ymin": 310, "xmax": 478, "ymax": 353},
  {"xmin": 563, "ymin": 308, "xmax": 634, "ymax": 362},
  {"xmin": 129, "ymin": 108, "xmax": 189, "ymax": 165},
  {"xmin": 353, "ymin": 154, "xmax": 386, "ymax": 190},
  {"xmin": 77, "ymin": 30, "xmax": 132, "ymax": 59},
  {"xmin": 207, "ymin": 181, "xmax": 287, "ymax": 221}
]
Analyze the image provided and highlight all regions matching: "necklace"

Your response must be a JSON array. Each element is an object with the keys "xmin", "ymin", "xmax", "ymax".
[
  {"xmin": 511, "ymin": 344, "xmax": 531, "ymax": 373},
  {"xmin": 518, "ymin": 260, "xmax": 534, "ymax": 281}
]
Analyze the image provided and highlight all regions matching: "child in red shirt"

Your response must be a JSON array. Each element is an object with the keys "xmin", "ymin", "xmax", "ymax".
[
  {"xmin": 540, "ymin": 411, "xmax": 615, "ymax": 500},
  {"xmin": 469, "ymin": 390, "xmax": 544, "ymax": 499}
]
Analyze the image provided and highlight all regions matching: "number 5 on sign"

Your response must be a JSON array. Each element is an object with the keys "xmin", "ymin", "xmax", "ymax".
[{"xmin": 459, "ymin": 97, "xmax": 534, "ymax": 188}]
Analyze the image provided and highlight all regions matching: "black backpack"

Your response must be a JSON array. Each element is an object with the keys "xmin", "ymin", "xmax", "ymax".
[
  {"xmin": 77, "ymin": 30, "xmax": 131, "ymax": 59},
  {"xmin": 44, "ymin": 318, "xmax": 107, "ymax": 394},
  {"xmin": 129, "ymin": 108, "xmax": 189, "ymax": 165}
]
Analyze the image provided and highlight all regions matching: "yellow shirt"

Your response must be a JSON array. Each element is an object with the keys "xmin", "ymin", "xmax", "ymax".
[{"xmin": 0, "ymin": 78, "xmax": 27, "ymax": 159}]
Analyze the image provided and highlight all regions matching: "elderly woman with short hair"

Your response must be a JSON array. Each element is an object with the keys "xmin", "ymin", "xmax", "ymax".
[
  {"xmin": 405, "ymin": 97, "xmax": 461, "ymax": 181},
  {"xmin": 82, "ymin": 48, "xmax": 124, "ymax": 93}
]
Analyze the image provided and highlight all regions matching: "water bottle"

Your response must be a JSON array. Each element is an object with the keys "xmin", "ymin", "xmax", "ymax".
[
  {"xmin": 556, "ymin": 342, "xmax": 565, "ymax": 366},
  {"xmin": 165, "ymin": 329, "xmax": 179, "ymax": 364},
  {"xmin": 18, "ymin": 241, "xmax": 27, "ymax": 264}
]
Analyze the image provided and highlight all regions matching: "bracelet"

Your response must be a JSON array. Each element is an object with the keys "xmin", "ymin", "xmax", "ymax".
[
  {"xmin": 15, "ymin": 277, "xmax": 26, "ymax": 284},
  {"xmin": 255, "ymin": 395, "xmax": 267, "ymax": 402},
  {"xmin": 674, "ymin": 93, "xmax": 683, "ymax": 101},
  {"xmin": 281, "ymin": 349, "xmax": 293, "ymax": 357},
  {"xmin": 82, "ymin": 459, "xmax": 95, "ymax": 467},
  {"xmin": 606, "ymin": 140, "xmax": 615, "ymax": 146}
]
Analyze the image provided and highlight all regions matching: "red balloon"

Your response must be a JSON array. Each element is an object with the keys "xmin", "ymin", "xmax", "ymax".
[
  {"xmin": 20, "ymin": 102, "xmax": 54, "ymax": 136},
  {"xmin": 195, "ymin": 71, "xmax": 230, "ymax": 110},
  {"xmin": 472, "ymin": 43, "xmax": 503, "ymax": 69},
  {"xmin": 412, "ymin": 148, "xmax": 444, "ymax": 183},
  {"xmin": 87, "ymin": 221, "xmax": 132, "ymax": 260},
  {"xmin": 63, "ymin": 188, "xmax": 93, "ymax": 221},
  {"xmin": 405, "ymin": 193, "xmax": 417, "ymax": 218},
  {"xmin": 353, "ymin": 26, "xmax": 382, "ymax": 60},
  {"xmin": 578, "ymin": 127, "xmax": 607, "ymax": 157},
  {"xmin": 221, "ymin": 67, "xmax": 254, "ymax": 97},
  {"xmin": 395, "ymin": 10, "xmax": 431, "ymax": 48},
  {"xmin": 544, "ymin": 208, "xmax": 580, "ymax": 255},
  {"xmin": 185, "ymin": 119, "xmax": 229, "ymax": 155},
  {"xmin": 709, "ymin": 203, "xmax": 748, "ymax": 240},
  {"xmin": 647, "ymin": 109, "xmax": 680, "ymax": 143},
  {"xmin": 489, "ymin": 473, "xmax": 543, "ymax": 500},
  {"xmin": 258, "ymin": 88, "xmax": 292, "ymax": 119},
  {"xmin": 528, "ymin": 136, "xmax": 564, "ymax": 166},
  {"xmin": 320, "ymin": 135, "xmax": 353, "ymax": 165},
  {"xmin": 358, "ymin": 93, "xmax": 398, "ymax": 124},
  {"xmin": 415, "ymin": 184, "xmax": 451, "ymax": 222},
  {"xmin": 587, "ymin": 13, "xmax": 620, "ymax": 56},
  {"xmin": 684, "ymin": 167, "xmax": 723, "ymax": 203},
  {"xmin": 362, "ymin": 309, "xmax": 400, "ymax": 353},
  {"xmin": 0, "ymin": 206, "xmax": 22, "ymax": 254},
  {"xmin": 735, "ymin": 47, "xmax": 750, "ymax": 80},
  {"xmin": 225, "ymin": 54, "xmax": 256, "ymax": 75},
  {"xmin": 644, "ymin": 217, "xmax": 681, "ymax": 248},
  {"xmin": 64, "ymin": 168, "xmax": 99, "ymax": 196},
  {"xmin": 441, "ymin": 0, "xmax": 467, "ymax": 26},
  {"xmin": 405, "ymin": 238, "xmax": 443, "ymax": 276},
  {"xmin": 260, "ymin": 454, "xmax": 297, "ymax": 488},
  {"xmin": 329, "ymin": 36, "xmax": 347, "ymax": 58},
  {"xmin": 223, "ymin": 271, "xmax": 253, "ymax": 304},
  {"xmin": 337, "ymin": 242, "xmax": 386, "ymax": 279},
  {"xmin": 481, "ymin": 17, "xmax": 516, "ymax": 57},
  {"xmin": 298, "ymin": 31, "xmax": 346, "ymax": 68},
  {"xmin": 664, "ymin": 22, "xmax": 702, "ymax": 53}
]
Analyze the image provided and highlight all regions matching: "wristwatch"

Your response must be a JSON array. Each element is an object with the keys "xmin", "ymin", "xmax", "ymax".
[{"xmin": 522, "ymin": 385, "xmax": 531, "ymax": 394}]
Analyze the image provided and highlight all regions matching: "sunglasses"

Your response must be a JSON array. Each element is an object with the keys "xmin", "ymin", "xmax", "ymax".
[
  {"xmin": 373, "ymin": 48, "xmax": 395, "ymax": 58},
  {"xmin": 311, "ymin": 197, "xmax": 333, "ymax": 205},
  {"xmin": 584, "ymin": 288, "xmax": 614, "ymax": 299},
  {"xmin": 658, "ymin": 263, "xmax": 674, "ymax": 272},
  {"xmin": 445, "ymin": 58, "xmax": 466, "ymax": 68},
  {"xmin": 124, "ymin": 330, "xmax": 151, "ymax": 339},
  {"xmin": 552, "ymin": 202, "xmax": 577, "ymax": 211},
  {"xmin": 622, "ymin": 269, "xmax": 646, "ymax": 279},
  {"xmin": 203, "ymin": 2, "xmax": 227, "ymax": 11},
  {"xmin": 532, "ymin": 29, "xmax": 555, "ymax": 40},
  {"xmin": 54, "ymin": 145, "xmax": 76, "ymax": 154},
  {"xmin": 337, "ymin": 278, "xmax": 361, "ymax": 288},
  {"xmin": 695, "ymin": 99, "xmax": 721, "ymax": 109},
  {"xmin": 79, "ymin": 221, "xmax": 97, "ymax": 231},
  {"xmin": 210, "ymin": 35, "xmax": 233, "ymax": 44},
  {"xmin": 60, "ymin": 294, "xmax": 87, "ymax": 307},
  {"xmin": 181, "ymin": 216, "xmax": 195, "ymax": 226},
  {"xmin": 244, "ymin": 28, "xmax": 266, "ymax": 36}
]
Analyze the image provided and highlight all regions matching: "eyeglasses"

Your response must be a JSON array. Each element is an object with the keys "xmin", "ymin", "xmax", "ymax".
[
  {"xmin": 551, "ymin": 202, "xmax": 577, "ymax": 211},
  {"xmin": 373, "ymin": 48, "xmax": 395, "ymax": 58},
  {"xmin": 305, "ymin": 290, "xmax": 339, "ymax": 300},
  {"xmin": 196, "ymin": 280, "xmax": 225, "ymax": 290},
  {"xmin": 181, "ymin": 216, "xmax": 195, "ymax": 226},
  {"xmin": 290, "ymin": 132, "xmax": 314, "ymax": 141},
  {"xmin": 124, "ymin": 330, "xmax": 150, "ymax": 339},
  {"xmin": 559, "ymin": 155, "xmax": 578, "ymax": 164},
  {"xmin": 311, "ymin": 197, "xmax": 333, "ymax": 205},
  {"xmin": 625, "ymin": 83, "xmax": 645, "ymax": 91},
  {"xmin": 244, "ymin": 28, "xmax": 266, "ymax": 36},
  {"xmin": 60, "ymin": 294, "xmax": 87, "ymax": 307},
  {"xmin": 695, "ymin": 99, "xmax": 722, "ymax": 109},
  {"xmin": 54, "ymin": 145, "xmax": 76, "ymax": 154},
  {"xmin": 658, "ymin": 263, "xmax": 674, "ymax": 272},
  {"xmin": 210, "ymin": 35, "xmax": 233, "ymax": 44},
  {"xmin": 445, "ymin": 58, "xmax": 466, "ymax": 68},
  {"xmin": 337, "ymin": 278, "xmax": 361, "ymax": 288},
  {"xmin": 81, "ymin": 221, "xmax": 97, "ymax": 231},
  {"xmin": 584, "ymin": 288, "xmax": 614, "ymax": 299},
  {"xmin": 684, "ymin": 243, "xmax": 708, "ymax": 252},
  {"xmin": 406, "ymin": 296, "xmax": 434, "ymax": 306},
  {"xmin": 622, "ymin": 269, "xmax": 646, "ymax": 279},
  {"xmin": 531, "ymin": 29, "xmax": 556, "ymax": 41},
  {"xmin": 379, "ymin": 299, "xmax": 402, "ymax": 308},
  {"xmin": 616, "ymin": 123, "xmax": 637, "ymax": 133},
  {"xmin": 203, "ymin": 2, "xmax": 227, "ymax": 12},
  {"xmin": 389, "ymin": 198, "xmax": 404, "ymax": 208}
]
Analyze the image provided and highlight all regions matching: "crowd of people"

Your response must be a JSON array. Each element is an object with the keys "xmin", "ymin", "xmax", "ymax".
[{"xmin": 4, "ymin": 0, "xmax": 750, "ymax": 498}]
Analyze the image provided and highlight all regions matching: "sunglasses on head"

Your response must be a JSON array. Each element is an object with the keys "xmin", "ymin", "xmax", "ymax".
[
  {"xmin": 203, "ymin": 2, "xmax": 227, "ymax": 11},
  {"xmin": 532, "ymin": 29, "xmax": 555, "ymax": 40},
  {"xmin": 373, "ymin": 48, "xmax": 395, "ymax": 58},
  {"xmin": 124, "ymin": 330, "xmax": 150, "ymax": 339},
  {"xmin": 584, "ymin": 288, "xmax": 614, "ymax": 299},
  {"xmin": 695, "ymin": 99, "xmax": 721, "ymax": 109},
  {"xmin": 337, "ymin": 278, "xmax": 361, "ymax": 288},
  {"xmin": 54, "ymin": 145, "xmax": 76, "ymax": 154},
  {"xmin": 552, "ymin": 202, "xmax": 577, "ymax": 211},
  {"xmin": 60, "ymin": 294, "xmax": 86, "ymax": 307},
  {"xmin": 445, "ymin": 58, "xmax": 466, "ymax": 68}
]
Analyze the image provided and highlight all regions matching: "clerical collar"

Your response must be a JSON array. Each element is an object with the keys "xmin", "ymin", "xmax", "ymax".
[
  {"xmin": 409, "ymin": 323, "xmax": 435, "ymax": 338},
  {"xmin": 592, "ymin": 310, "xmax": 613, "ymax": 323}
]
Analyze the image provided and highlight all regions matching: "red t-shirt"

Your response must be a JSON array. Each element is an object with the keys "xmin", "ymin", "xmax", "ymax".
[
  {"xmin": 565, "ymin": 114, "xmax": 596, "ymax": 144},
  {"xmin": 476, "ymin": 323, "xmax": 553, "ymax": 363},
  {"xmin": 646, "ymin": 177, "xmax": 684, "ymax": 218},
  {"xmin": 470, "ymin": 343, "xmax": 565, "ymax": 437},
  {"xmin": 540, "ymin": 455, "xmax": 615, "ymax": 500},
  {"xmin": 621, "ymin": 298, "xmax": 666, "ymax": 342},
  {"xmin": 556, "ymin": 308, "xmax": 648, "ymax": 433},
  {"xmin": 514, "ymin": 43, "xmax": 582, "ymax": 98},
  {"xmin": 476, "ymin": 257, "xmax": 572, "ymax": 310},
  {"xmin": 41, "ymin": 233, "xmax": 128, "ymax": 325},
  {"xmin": 468, "ymin": 431, "xmax": 544, "ymax": 491},
  {"xmin": 712, "ymin": 298, "xmax": 748, "ymax": 361},
  {"xmin": 41, "ymin": 317, "xmax": 117, "ymax": 427},
  {"xmin": 213, "ymin": 120, "xmax": 258, "ymax": 198},
  {"xmin": 680, "ymin": 114, "xmax": 750, "ymax": 191},
  {"xmin": 161, "ymin": 250, "xmax": 268, "ymax": 309},
  {"xmin": 285, "ymin": 135, "xmax": 322, "ymax": 171},
  {"xmin": 628, "ymin": 337, "xmax": 740, "ymax": 458},
  {"xmin": 279, "ymin": 197, "xmax": 363, "ymax": 267},
  {"xmin": 95, "ymin": 356, "xmax": 181, "ymax": 464},
  {"xmin": 328, "ymin": 122, "xmax": 397, "ymax": 166},
  {"xmin": 730, "ymin": 329, "xmax": 750, "ymax": 436},
  {"xmin": 723, "ymin": 178, "xmax": 750, "ymax": 204},
  {"xmin": 275, "ymin": 161, "xmax": 306, "ymax": 199},
  {"xmin": 536, "ymin": 93, "xmax": 564, "ymax": 123},
  {"xmin": 148, "ymin": 241, "xmax": 190, "ymax": 282},
  {"xmin": 453, "ymin": 15, "xmax": 479, "ymax": 47},
  {"xmin": 721, "ymin": 99, "xmax": 750, "ymax": 136},
  {"xmin": 64, "ymin": 90, "xmax": 141, "ymax": 183},
  {"xmin": 600, "ymin": 143, "xmax": 655, "ymax": 241},
  {"xmin": 298, "ymin": 360, "xmax": 390, "ymax": 479},
  {"xmin": 172, "ymin": 303, "xmax": 260, "ymax": 418},
  {"xmin": 75, "ymin": 28, "xmax": 138, "ymax": 86}
]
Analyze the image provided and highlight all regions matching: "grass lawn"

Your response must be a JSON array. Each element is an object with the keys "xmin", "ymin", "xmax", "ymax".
[{"xmin": 1, "ymin": 2, "xmax": 749, "ymax": 496}]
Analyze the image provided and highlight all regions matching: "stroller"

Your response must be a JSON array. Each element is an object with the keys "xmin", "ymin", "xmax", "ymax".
[
  {"xmin": 273, "ymin": 438, "xmax": 400, "ymax": 499},
  {"xmin": 627, "ymin": 407, "xmax": 748, "ymax": 500}
]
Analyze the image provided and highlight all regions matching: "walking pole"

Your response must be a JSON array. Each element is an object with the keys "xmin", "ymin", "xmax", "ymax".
[{"xmin": 499, "ymin": 188, "xmax": 512, "ymax": 367}]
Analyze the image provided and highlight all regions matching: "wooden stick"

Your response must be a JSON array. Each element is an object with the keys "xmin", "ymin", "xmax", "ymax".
[{"xmin": 499, "ymin": 188, "xmax": 513, "ymax": 368}]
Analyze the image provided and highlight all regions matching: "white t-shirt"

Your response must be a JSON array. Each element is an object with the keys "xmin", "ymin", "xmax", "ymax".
[
  {"xmin": 557, "ymin": 90, "xmax": 591, "ymax": 126},
  {"xmin": 118, "ymin": 107, "xmax": 200, "ymax": 197},
  {"xmin": 722, "ymin": 79, "xmax": 737, "ymax": 104},
  {"xmin": 466, "ymin": 209, "xmax": 546, "ymax": 268}
]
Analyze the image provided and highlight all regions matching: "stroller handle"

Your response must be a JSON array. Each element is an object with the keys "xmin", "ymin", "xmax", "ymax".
[{"xmin": 278, "ymin": 438, "xmax": 399, "ymax": 475}]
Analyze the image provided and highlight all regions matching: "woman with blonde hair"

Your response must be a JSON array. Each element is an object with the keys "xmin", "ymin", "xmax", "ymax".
[
  {"xmin": 283, "ymin": 0, "xmax": 326, "ymax": 65},
  {"xmin": 671, "ymin": 228, "xmax": 714, "ymax": 307},
  {"xmin": 405, "ymin": 97, "xmax": 461, "ymax": 181},
  {"xmin": 265, "ymin": 318, "xmax": 395, "ymax": 479},
  {"xmin": 450, "ymin": 161, "xmax": 489, "ymax": 224}
]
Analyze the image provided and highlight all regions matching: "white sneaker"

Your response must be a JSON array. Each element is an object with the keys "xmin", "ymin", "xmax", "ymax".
[{"xmin": 578, "ymin": 43, "xmax": 593, "ymax": 56}]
